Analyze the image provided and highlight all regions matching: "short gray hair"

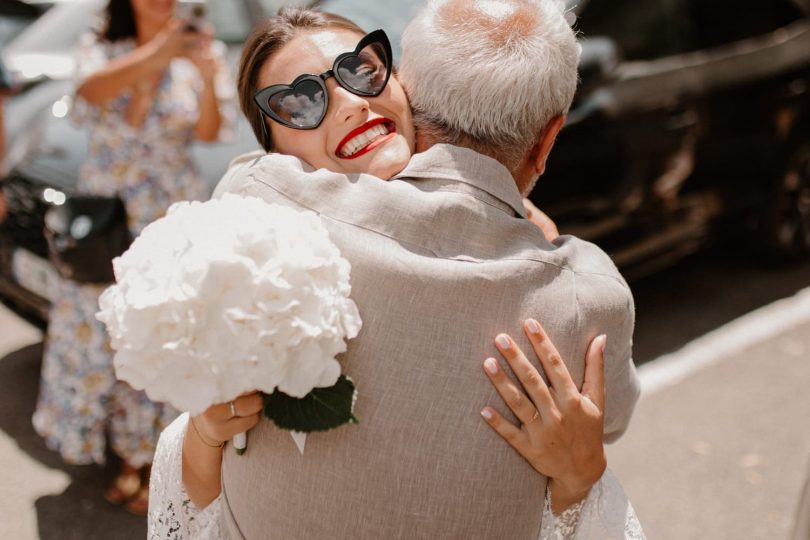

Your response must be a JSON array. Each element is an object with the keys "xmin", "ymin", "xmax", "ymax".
[{"xmin": 399, "ymin": 0, "xmax": 580, "ymax": 169}]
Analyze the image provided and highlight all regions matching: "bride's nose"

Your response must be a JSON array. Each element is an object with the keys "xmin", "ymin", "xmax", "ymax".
[{"xmin": 331, "ymin": 85, "xmax": 370, "ymax": 124}]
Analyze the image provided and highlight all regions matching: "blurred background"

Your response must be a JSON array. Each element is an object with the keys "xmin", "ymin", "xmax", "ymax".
[{"xmin": 0, "ymin": 0, "xmax": 808, "ymax": 538}]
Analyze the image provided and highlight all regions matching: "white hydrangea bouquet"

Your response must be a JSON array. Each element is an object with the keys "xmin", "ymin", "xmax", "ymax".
[{"xmin": 96, "ymin": 194, "xmax": 362, "ymax": 454}]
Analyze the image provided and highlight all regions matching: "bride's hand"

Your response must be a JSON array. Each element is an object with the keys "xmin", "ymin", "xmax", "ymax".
[
  {"xmin": 183, "ymin": 392, "xmax": 263, "ymax": 507},
  {"xmin": 191, "ymin": 391, "xmax": 263, "ymax": 448},
  {"xmin": 480, "ymin": 319, "xmax": 607, "ymax": 513}
]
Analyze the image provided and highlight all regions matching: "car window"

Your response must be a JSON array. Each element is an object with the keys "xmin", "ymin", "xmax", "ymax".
[
  {"xmin": 684, "ymin": 0, "xmax": 805, "ymax": 50},
  {"xmin": 792, "ymin": 0, "xmax": 810, "ymax": 12},
  {"xmin": 5, "ymin": 0, "xmax": 105, "ymax": 58},
  {"xmin": 0, "ymin": 17, "xmax": 33, "ymax": 50},
  {"xmin": 0, "ymin": 1, "xmax": 47, "ymax": 50},
  {"xmin": 575, "ymin": 0, "xmax": 805, "ymax": 61},
  {"xmin": 574, "ymin": 0, "xmax": 692, "ymax": 61}
]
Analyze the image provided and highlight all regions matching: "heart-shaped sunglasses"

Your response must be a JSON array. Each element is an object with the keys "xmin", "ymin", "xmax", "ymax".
[{"xmin": 254, "ymin": 29, "xmax": 393, "ymax": 130}]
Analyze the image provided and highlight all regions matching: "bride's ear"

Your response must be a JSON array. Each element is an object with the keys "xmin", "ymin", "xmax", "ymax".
[{"xmin": 531, "ymin": 115, "xmax": 565, "ymax": 176}]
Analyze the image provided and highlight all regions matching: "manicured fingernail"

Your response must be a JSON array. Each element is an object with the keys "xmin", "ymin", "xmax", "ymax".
[
  {"xmin": 597, "ymin": 334, "xmax": 607, "ymax": 353},
  {"xmin": 480, "ymin": 408, "xmax": 493, "ymax": 420},
  {"xmin": 526, "ymin": 319, "xmax": 540, "ymax": 334},
  {"xmin": 484, "ymin": 357, "xmax": 498, "ymax": 374},
  {"xmin": 496, "ymin": 335, "xmax": 510, "ymax": 349}
]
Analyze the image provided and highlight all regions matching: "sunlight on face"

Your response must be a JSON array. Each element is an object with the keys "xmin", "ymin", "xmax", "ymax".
[{"xmin": 259, "ymin": 29, "xmax": 415, "ymax": 180}]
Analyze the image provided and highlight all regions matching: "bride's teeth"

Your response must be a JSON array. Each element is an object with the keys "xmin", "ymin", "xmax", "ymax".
[{"xmin": 340, "ymin": 123, "xmax": 391, "ymax": 157}]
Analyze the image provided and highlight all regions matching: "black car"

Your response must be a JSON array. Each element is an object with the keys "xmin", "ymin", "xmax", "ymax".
[
  {"xmin": 533, "ymin": 0, "xmax": 810, "ymax": 279},
  {"xmin": 2, "ymin": 0, "xmax": 809, "ymax": 321}
]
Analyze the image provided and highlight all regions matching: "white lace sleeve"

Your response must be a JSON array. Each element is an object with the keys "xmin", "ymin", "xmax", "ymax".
[
  {"xmin": 539, "ymin": 468, "xmax": 645, "ymax": 540},
  {"xmin": 148, "ymin": 413, "xmax": 223, "ymax": 539}
]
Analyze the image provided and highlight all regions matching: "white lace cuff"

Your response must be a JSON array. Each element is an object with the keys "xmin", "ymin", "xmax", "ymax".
[
  {"xmin": 148, "ymin": 413, "xmax": 223, "ymax": 539},
  {"xmin": 539, "ymin": 468, "xmax": 645, "ymax": 540},
  {"xmin": 539, "ymin": 485, "xmax": 586, "ymax": 540}
]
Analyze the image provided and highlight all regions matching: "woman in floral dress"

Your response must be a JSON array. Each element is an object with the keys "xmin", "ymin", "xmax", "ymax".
[{"xmin": 32, "ymin": 0, "xmax": 234, "ymax": 515}]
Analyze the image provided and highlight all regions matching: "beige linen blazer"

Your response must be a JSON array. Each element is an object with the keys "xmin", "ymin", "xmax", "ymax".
[{"xmin": 212, "ymin": 144, "xmax": 641, "ymax": 539}]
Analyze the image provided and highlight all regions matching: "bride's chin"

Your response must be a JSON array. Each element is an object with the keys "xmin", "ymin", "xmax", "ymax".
[
  {"xmin": 372, "ymin": 144, "xmax": 411, "ymax": 178},
  {"xmin": 366, "ymin": 154, "xmax": 409, "ymax": 180}
]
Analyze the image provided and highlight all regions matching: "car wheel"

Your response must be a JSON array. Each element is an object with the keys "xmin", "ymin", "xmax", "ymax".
[{"xmin": 758, "ymin": 140, "xmax": 810, "ymax": 261}]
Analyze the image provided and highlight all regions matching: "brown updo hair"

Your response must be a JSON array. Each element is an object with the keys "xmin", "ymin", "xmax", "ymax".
[{"xmin": 238, "ymin": 8, "xmax": 366, "ymax": 151}]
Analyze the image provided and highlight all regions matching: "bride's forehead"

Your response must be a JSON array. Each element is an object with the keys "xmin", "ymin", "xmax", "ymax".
[{"xmin": 271, "ymin": 30, "xmax": 362, "ymax": 73}]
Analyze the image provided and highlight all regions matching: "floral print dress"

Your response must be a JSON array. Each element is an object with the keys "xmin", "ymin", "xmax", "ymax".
[{"xmin": 32, "ymin": 34, "xmax": 235, "ymax": 467}]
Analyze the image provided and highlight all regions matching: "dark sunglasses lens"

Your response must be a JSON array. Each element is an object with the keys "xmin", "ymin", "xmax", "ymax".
[
  {"xmin": 267, "ymin": 79, "xmax": 325, "ymax": 128},
  {"xmin": 336, "ymin": 42, "xmax": 389, "ymax": 95}
]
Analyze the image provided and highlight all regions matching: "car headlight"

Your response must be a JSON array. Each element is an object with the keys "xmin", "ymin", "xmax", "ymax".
[
  {"xmin": 42, "ymin": 187, "xmax": 66, "ymax": 206},
  {"xmin": 51, "ymin": 95, "xmax": 71, "ymax": 119}
]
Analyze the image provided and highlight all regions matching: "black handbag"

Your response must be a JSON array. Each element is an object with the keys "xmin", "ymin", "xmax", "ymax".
[{"xmin": 44, "ymin": 195, "xmax": 131, "ymax": 284}]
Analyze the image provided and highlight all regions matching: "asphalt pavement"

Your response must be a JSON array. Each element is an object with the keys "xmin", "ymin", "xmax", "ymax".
[
  {"xmin": 0, "ymin": 311, "xmax": 147, "ymax": 540},
  {"xmin": 608, "ymin": 288, "xmax": 810, "ymax": 540},
  {"xmin": 1, "ymin": 249, "xmax": 809, "ymax": 539}
]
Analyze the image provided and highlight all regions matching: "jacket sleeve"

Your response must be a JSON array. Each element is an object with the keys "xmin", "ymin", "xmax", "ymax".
[{"xmin": 574, "ymin": 268, "xmax": 641, "ymax": 442}]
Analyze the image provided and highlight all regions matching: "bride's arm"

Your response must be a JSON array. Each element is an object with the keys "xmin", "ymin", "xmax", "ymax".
[
  {"xmin": 184, "ymin": 393, "xmax": 263, "ymax": 507},
  {"xmin": 480, "ymin": 322, "xmax": 607, "ymax": 513},
  {"xmin": 480, "ymin": 320, "xmax": 646, "ymax": 539},
  {"xmin": 148, "ymin": 394, "xmax": 262, "ymax": 539},
  {"xmin": 148, "ymin": 414, "xmax": 223, "ymax": 539}
]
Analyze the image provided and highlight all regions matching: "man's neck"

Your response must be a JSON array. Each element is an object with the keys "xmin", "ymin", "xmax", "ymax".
[{"xmin": 414, "ymin": 127, "xmax": 439, "ymax": 154}]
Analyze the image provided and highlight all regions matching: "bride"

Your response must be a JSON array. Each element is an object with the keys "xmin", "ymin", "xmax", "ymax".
[{"xmin": 148, "ymin": 2, "xmax": 644, "ymax": 539}]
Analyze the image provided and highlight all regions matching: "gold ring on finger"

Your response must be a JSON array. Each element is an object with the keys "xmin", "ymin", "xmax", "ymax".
[
  {"xmin": 229, "ymin": 401, "xmax": 237, "ymax": 418},
  {"xmin": 526, "ymin": 410, "xmax": 539, "ymax": 425}
]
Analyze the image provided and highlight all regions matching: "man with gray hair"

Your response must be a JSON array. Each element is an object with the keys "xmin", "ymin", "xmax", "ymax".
[
  {"xmin": 161, "ymin": 0, "xmax": 641, "ymax": 537},
  {"xmin": 401, "ymin": 0, "xmax": 580, "ymax": 195}
]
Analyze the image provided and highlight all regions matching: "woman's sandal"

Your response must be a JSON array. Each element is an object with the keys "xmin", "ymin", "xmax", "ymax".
[
  {"xmin": 125, "ymin": 482, "xmax": 150, "ymax": 516},
  {"xmin": 125, "ymin": 465, "xmax": 151, "ymax": 517},
  {"xmin": 103, "ymin": 467, "xmax": 142, "ymax": 506}
]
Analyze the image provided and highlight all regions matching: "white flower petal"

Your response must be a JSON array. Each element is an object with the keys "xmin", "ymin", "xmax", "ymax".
[{"xmin": 95, "ymin": 194, "xmax": 362, "ymax": 413}]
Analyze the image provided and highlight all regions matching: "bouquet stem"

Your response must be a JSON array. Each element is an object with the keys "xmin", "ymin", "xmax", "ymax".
[{"xmin": 233, "ymin": 432, "xmax": 247, "ymax": 455}]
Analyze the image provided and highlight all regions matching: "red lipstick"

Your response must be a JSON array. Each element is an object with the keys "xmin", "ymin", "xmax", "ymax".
[{"xmin": 335, "ymin": 118, "xmax": 397, "ymax": 160}]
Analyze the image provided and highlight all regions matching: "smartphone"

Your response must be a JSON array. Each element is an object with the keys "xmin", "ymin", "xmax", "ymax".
[{"xmin": 176, "ymin": 0, "xmax": 207, "ymax": 33}]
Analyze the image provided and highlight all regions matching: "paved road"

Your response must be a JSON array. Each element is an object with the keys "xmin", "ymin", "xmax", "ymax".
[
  {"xmin": 609, "ymin": 291, "xmax": 810, "ymax": 540},
  {"xmin": 1, "ymin": 248, "xmax": 809, "ymax": 539},
  {"xmin": 0, "ymin": 318, "xmax": 147, "ymax": 539}
]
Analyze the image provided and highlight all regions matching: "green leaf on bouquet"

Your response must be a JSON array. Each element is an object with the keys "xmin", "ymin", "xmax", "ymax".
[{"xmin": 262, "ymin": 375, "xmax": 358, "ymax": 433}]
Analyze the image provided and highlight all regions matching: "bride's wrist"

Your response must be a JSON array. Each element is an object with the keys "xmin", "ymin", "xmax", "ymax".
[
  {"xmin": 548, "ymin": 477, "xmax": 592, "ymax": 515},
  {"xmin": 548, "ymin": 453, "xmax": 605, "ymax": 515},
  {"xmin": 189, "ymin": 416, "xmax": 225, "ymax": 450}
]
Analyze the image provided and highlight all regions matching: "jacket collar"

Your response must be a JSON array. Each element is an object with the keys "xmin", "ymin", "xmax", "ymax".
[{"xmin": 394, "ymin": 144, "xmax": 528, "ymax": 219}]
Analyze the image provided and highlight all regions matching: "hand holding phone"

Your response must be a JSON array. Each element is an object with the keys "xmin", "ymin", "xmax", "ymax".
[{"xmin": 176, "ymin": 0, "xmax": 207, "ymax": 33}]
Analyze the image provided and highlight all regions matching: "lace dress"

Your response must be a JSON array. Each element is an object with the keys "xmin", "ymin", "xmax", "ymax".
[{"xmin": 149, "ymin": 414, "xmax": 645, "ymax": 539}]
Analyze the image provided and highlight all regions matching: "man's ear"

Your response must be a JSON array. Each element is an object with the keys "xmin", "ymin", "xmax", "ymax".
[{"xmin": 531, "ymin": 115, "xmax": 566, "ymax": 176}]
